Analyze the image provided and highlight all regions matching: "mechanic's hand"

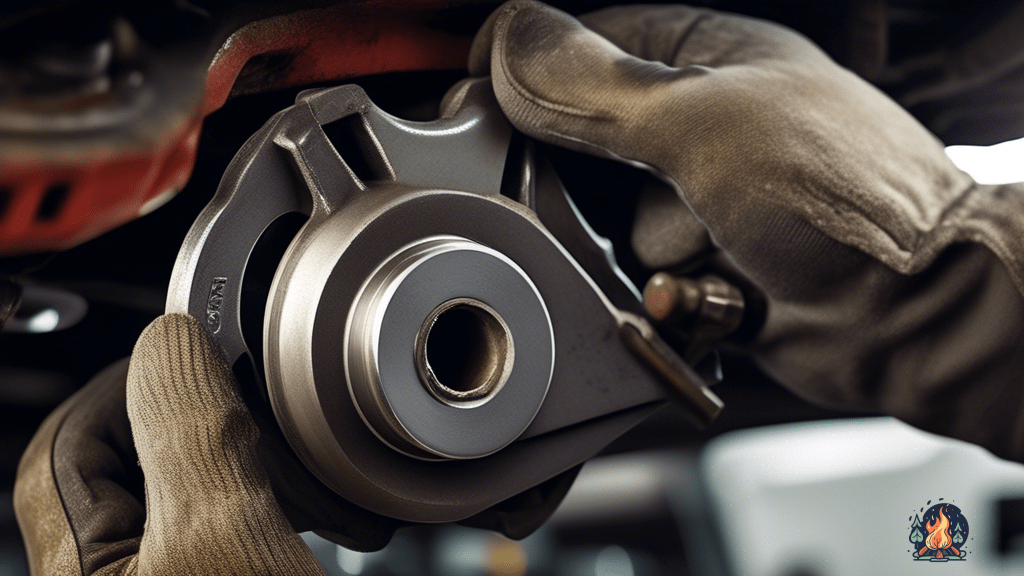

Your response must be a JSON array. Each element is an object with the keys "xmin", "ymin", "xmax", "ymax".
[
  {"xmin": 14, "ymin": 314, "xmax": 333, "ymax": 575},
  {"xmin": 472, "ymin": 2, "xmax": 1024, "ymax": 460},
  {"xmin": 14, "ymin": 306, "xmax": 572, "ymax": 576}
]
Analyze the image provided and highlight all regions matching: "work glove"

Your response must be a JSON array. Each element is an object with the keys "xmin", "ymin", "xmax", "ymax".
[
  {"xmin": 14, "ymin": 314, "xmax": 369, "ymax": 575},
  {"xmin": 14, "ymin": 311, "xmax": 574, "ymax": 575},
  {"xmin": 471, "ymin": 1, "xmax": 1024, "ymax": 461}
]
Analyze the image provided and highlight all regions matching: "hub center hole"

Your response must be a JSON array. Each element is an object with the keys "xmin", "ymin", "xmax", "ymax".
[{"xmin": 418, "ymin": 298, "xmax": 513, "ymax": 406}]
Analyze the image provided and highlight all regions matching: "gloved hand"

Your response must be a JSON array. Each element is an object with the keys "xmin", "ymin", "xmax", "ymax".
[
  {"xmin": 14, "ymin": 310, "xmax": 573, "ymax": 575},
  {"xmin": 13, "ymin": 314, "xmax": 384, "ymax": 575},
  {"xmin": 471, "ymin": 1, "xmax": 1024, "ymax": 460}
]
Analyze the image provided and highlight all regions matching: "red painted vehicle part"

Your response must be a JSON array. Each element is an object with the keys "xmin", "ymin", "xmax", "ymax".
[{"xmin": 0, "ymin": 3, "xmax": 474, "ymax": 256}]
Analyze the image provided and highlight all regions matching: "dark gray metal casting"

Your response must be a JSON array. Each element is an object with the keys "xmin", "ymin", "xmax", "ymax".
[{"xmin": 167, "ymin": 78, "xmax": 723, "ymax": 522}]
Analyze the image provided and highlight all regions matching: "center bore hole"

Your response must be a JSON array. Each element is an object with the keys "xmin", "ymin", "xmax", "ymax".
[{"xmin": 420, "ymin": 299, "xmax": 512, "ymax": 403}]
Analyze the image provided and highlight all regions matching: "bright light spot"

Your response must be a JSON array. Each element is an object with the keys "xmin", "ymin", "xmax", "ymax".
[
  {"xmin": 946, "ymin": 137, "xmax": 1024, "ymax": 185},
  {"xmin": 336, "ymin": 548, "xmax": 366, "ymax": 575},
  {"xmin": 27, "ymin": 309, "xmax": 60, "ymax": 333},
  {"xmin": 595, "ymin": 546, "xmax": 634, "ymax": 576}
]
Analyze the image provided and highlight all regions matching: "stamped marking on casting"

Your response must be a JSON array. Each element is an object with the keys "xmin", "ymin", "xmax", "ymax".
[{"xmin": 206, "ymin": 277, "xmax": 227, "ymax": 334}]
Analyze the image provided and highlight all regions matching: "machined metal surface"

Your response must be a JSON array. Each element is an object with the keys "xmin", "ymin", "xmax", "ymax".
[
  {"xmin": 346, "ymin": 235, "xmax": 553, "ymax": 460},
  {"xmin": 167, "ymin": 77, "xmax": 722, "ymax": 522}
]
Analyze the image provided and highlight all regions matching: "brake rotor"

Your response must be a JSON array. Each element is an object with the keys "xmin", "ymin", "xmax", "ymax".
[{"xmin": 167, "ymin": 78, "xmax": 723, "ymax": 522}]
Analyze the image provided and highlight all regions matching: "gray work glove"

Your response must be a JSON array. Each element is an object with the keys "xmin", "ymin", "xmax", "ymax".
[
  {"xmin": 471, "ymin": 1, "xmax": 1024, "ymax": 460},
  {"xmin": 14, "ymin": 311, "xmax": 571, "ymax": 575},
  {"xmin": 15, "ymin": 315, "xmax": 336, "ymax": 575}
]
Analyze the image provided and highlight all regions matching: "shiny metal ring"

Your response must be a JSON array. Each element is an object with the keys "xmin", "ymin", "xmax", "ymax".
[{"xmin": 345, "ymin": 235, "xmax": 554, "ymax": 460}]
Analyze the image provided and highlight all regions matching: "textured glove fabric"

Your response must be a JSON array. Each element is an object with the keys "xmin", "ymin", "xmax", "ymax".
[
  {"xmin": 471, "ymin": 1, "xmax": 1024, "ymax": 460},
  {"xmin": 126, "ymin": 314, "xmax": 325, "ymax": 575},
  {"xmin": 16, "ymin": 314, "xmax": 327, "ymax": 575},
  {"xmin": 14, "ymin": 307, "xmax": 578, "ymax": 574}
]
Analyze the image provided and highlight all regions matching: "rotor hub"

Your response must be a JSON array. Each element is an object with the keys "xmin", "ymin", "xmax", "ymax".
[
  {"xmin": 167, "ymin": 78, "xmax": 708, "ymax": 523},
  {"xmin": 345, "ymin": 235, "xmax": 553, "ymax": 460}
]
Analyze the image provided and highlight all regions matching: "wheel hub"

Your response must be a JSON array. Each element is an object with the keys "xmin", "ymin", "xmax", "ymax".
[{"xmin": 167, "ymin": 78, "xmax": 722, "ymax": 522}]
